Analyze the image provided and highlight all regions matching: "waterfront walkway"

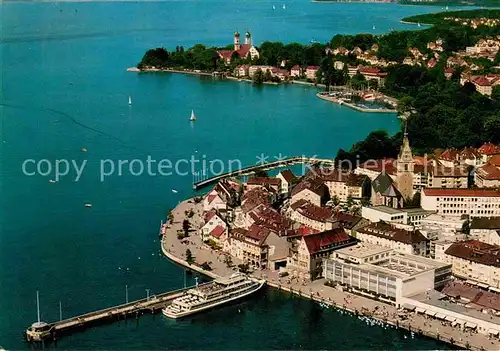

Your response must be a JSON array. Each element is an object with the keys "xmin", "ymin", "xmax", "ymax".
[{"xmin": 162, "ymin": 198, "xmax": 500, "ymax": 351}]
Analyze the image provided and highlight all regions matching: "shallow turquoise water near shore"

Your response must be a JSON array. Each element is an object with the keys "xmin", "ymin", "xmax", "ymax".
[{"xmin": 0, "ymin": 1, "xmax": 462, "ymax": 349}]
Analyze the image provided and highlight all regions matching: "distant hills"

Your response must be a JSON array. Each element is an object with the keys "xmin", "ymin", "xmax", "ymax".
[{"xmin": 398, "ymin": 0, "xmax": 500, "ymax": 6}]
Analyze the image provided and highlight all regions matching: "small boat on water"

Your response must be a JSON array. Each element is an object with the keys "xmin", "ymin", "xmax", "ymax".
[
  {"xmin": 282, "ymin": 4, "xmax": 286, "ymax": 9},
  {"xmin": 172, "ymin": 189, "xmax": 178, "ymax": 193},
  {"xmin": 272, "ymin": 4, "xmax": 275, "ymax": 9},
  {"xmin": 372, "ymin": 25, "xmax": 376, "ymax": 30},
  {"xmin": 418, "ymin": 22, "xmax": 421, "ymax": 27},
  {"xmin": 85, "ymin": 203, "xmax": 92, "ymax": 208},
  {"xmin": 49, "ymin": 180, "xmax": 56, "ymax": 183},
  {"xmin": 189, "ymin": 110, "xmax": 196, "ymax": 121},
  {"xmin": 128, "ymin": 96, "xmax": 132, "ymax": 105},
  {"xmin": 81, "ymin": 148, "xmax": 87, "ymax": 153},
  {"xmin": 162, "ymin": 273, "xmax": 265, "ymax": 319}
]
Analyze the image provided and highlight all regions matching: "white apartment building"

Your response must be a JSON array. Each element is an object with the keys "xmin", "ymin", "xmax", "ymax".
[
  {"xmin": 439, "ymin": 240, "xmax": 500, "ymax": 288},
  {"xmin": 421, "ymin": 188, "xmax": 500, "ymax": 217},
  {"xmin": 323, "ymin": 243, "xmax": 452, "ymax": 306},
  {"xmin": 355, "ymin": 221, "xmax": 429, "ymax": 256},
  {"xmin": 470, "ymin": 217, "xmax": 500, "ymax": 246}
]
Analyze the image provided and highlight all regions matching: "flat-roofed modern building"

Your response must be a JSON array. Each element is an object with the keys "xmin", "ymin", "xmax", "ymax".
[
  {"xmin": 421, "ymin": 188, "xmax": 500, "ymax": 217},
  {"xmin": 323, "ymin": 243, "xmax": 452, "ymax": 306},
  {"xmin": 362, "ymin": 206, "xmax": 433, "ymax": 227}
]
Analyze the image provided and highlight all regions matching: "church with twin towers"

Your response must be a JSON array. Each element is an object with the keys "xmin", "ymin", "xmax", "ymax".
[{"xmin": 216, "ymin": 31, "xmax": 260, "ymax": 65}]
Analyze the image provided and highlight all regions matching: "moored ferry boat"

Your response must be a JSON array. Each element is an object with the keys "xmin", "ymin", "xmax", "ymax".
[{"xmin": 162, "ymin": 274, "xmax": 265, "ymax": 318}]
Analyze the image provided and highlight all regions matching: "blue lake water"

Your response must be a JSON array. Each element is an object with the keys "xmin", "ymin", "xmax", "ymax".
[{"xmin": 0, "ymin": 1, "xmax": 463, "ymax": 349}]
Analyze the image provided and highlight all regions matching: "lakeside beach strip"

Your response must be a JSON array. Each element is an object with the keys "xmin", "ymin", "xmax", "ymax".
[{"xmin": 162, "ymin": 199, "xmax": 499, "ymax": 351}]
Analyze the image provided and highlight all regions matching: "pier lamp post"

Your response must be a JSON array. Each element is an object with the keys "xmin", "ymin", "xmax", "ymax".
[{"xmin": 146, "ymin": 289, "xmax": 150, "ymax": 301}]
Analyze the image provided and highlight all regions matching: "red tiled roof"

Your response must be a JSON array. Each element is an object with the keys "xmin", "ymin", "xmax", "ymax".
[
  {"xmin": 246, "ymin": 224, "xmax": 271, "ymax": 245},
  {"xmin": 445, "ymin": 240, "xmax": 500, "ymax": 268},
  {"xmin": 357, "ymin": 221, "xmax": 428, "ymax": 244},
  {"xmin": 218, "ymin": 50, "xmax": 234, "ymax": 60},
  {"xmin": 423, "ymin": 188, "xmax": 500, "ymax": 197},
  {"xmin": 291, "ymin": 65, "xmax": 301, "ymax": 70},
  {"xmin": 460, "ymin": 147, "xmax": 480, "ymax": 160},
  {"xmin": 474, "ymin": 76, "xmax": 491, "ymax": 87},
  {"xmin": 439, "ymin": 148, "xmax": 459, "ymax": 161},
  {"xmin": 210, "ymin": 225, "xmax": 226, "ymax": 238},
  {"xmin": 236, "ymin": 44, "xmax": 252, "ymax": 59},
  {"xmin": 291, "ymin": 177, "xmax": 327, "ymax": 197},
  {"xmin": 478, "ymin": 142, "xmax": 500, "ymax": 156},
  {"xmin": 205, "ymin": 210, "xmax": 218, "ymax": 222},
  {"xmin": 477, "ymin": 163, "xmax": 500, "ymax": 180},
  {"xmin": 294, "ymin": 201, "xmax": 334, "ymax": 222},
  {"xmin": 279, "ymin": 169, "xmax": 297, "ymax": 183},
  {"xmin": 445, "ymin": 67, "xmax": 455, "ymax": 74},
  {"xmin": 488, "ymin": 155, "xmax": 500, "ymax": 167},
  {"xmin": 207, "ymin": 194, "xmax": 217, "ymax": 204},
  {"xmin": 306, "ymin": 66, "xmax": 320, "ymax": 70},
  {"xmin": 303, "ymin": 226, "xmax": 355, "ymax": 255}
]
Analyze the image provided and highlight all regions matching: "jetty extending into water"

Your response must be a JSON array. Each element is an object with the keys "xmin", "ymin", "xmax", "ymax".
[
  {"xmin": 192, "ymin": 156, "xmax": 336, "ymax": 190},
  {"xmin": 317, "ymin": 93, "xmax": 397, "ymax": 113},
  {"xmin": 25, "ymin": 283, "xmax": 209, "ymax": 344}
]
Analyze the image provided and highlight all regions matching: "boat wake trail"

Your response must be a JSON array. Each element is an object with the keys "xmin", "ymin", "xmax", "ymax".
[{"xmin": 0, "ymin": 102, "xmax": 146, "ymax": 153}]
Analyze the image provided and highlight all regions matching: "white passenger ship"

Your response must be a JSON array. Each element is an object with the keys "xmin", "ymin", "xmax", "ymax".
[{"xmin": 162, "ymin": 274, "xmax": 265, "ymax": 318}]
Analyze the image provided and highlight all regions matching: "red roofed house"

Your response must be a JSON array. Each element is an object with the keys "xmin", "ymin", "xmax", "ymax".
[
  {"xmin": 473, "ymin": 76, "xmax": 493, "ymax": 96},
  {"xmin": 246, "ymin": 177, "xmax": 281, "ymax": 193},
  {"xmin": 287, "ymin": 224, "xmax": 357, "ymax": 280},
  {"xmin": 200, "ymin": 210, "xmax": 227, "ymax": 242},
  {"xmin": 290, "ymin": 65, "xmax": 302, "ymax": 78},
  {"xmin": 459, "ymin": 147, "xmax": 481, "ymax": 167},
  {"xmin": 291, "ymin": 178, "xmax": 330, "ymax": 207},
  {"xmin": 478, "ymin": 142, "xmax": 500, "ymax": 163},
  {"xmin": 203, "ymin": 188, "xmax": 227, "ymax": 213},
  {"xmin": 290, "ymin": 199, "xmax": 336, "ymax": 232},
  {"xmin": 276, "ymin": 169, "xmax": 297, "ymax": 195},
  {"xmin": 421, "ymin": 188, "xmax": 500, "ymax": 217},
  {"xmin": 442, "ymin": 240, "xmax": 500, "ymax": 288},
  {"xmin": 217, "ymin": 31, "xmax": 260, "ymax": 65},
  {"xmin": 358, "ymin": 66, "xmax": 388, "ymax": 87},
  {"xmin": 226, "ymin": 225, "xmax": 289, "ymax": 270},
  {"xmin": 305, "ymin": 66, "xmax": 320, "ymax": 81},
  {"xmin": 476, "ymin": 159, "xmax": 500, "ymax": 188},
  {"xmin": 444, "ymin": 67, "xmax": 455, "ymax": 80},
  {"xmin": 234, "ymin": 65, "xmax": 250, "ymax": 77}
]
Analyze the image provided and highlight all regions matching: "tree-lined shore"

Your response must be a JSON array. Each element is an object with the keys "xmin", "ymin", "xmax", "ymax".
[{"xmin": 137, "ymin": 9, "xmax": 500, "ymax": 164}]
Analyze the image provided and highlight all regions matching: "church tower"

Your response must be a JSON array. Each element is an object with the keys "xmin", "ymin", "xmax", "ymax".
[
  {"xmin": 245, "ymin": 31, "xmax": 252, "ymax": 46},
  {"xmin": 234, "ymin": 31, "xmax": 241, "ymax": 51},
  {"xmin": 396, "ymin": 123, "xmax": 415, "ymax": 201}
]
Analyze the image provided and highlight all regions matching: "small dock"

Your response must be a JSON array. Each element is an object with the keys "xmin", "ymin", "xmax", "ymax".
[
  {"xmin": 192, "ymin": 156, "xmax": 335, "ymax": 190},
  {"xmin": 25, "ymin": 284, "xmax": 208, "ymax": 343}
]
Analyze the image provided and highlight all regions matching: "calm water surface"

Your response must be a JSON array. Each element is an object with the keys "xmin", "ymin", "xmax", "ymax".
[{"xmin": 0, "ymin": 1, "xmax": 460, "ymax": 349}]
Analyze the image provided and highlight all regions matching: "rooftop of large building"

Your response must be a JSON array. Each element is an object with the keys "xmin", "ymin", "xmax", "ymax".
[
  {"xmin": 423, "ymin": 188, "xmax": 500, "ymax": 197},
  {"xmin": 445, "ymin": 240, "xmax": 500, "ymax": 268},
  {"xmin": 357, "ymin": 221, "xmax": 428, "ymax": 244},
  {"xmin": 470, "ymin": 217, "xmax": 500, "ymax": 230},
  {"xmin": 335, "ymin": 242, "xmax": 393, "ymax": 260}
]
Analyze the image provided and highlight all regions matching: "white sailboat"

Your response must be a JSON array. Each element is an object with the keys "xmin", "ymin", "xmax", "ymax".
[
  {"xmin": 282, "ymin": 4, "xmax": 286, "ymax": 9},
  {"xmin": 189, "ymin": 109, "xmax": 196, "ymax": 121},
  {"xmin": 128, "ymin": 95, "xmax": 132, "ymax": 105},
  {"xmin": 418, "ymin": 22, "xmax": 421, "ymax": 27},
  {"xmin": 372, "ymin": 25, "xmax": 376, "ymax": 30},
  {"xmin": 272, "ymin": 4, "xmax": 276, "ymax": 10}
]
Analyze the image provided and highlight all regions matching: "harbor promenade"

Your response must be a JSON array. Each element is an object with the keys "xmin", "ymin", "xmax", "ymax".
[{"xmin": 163, "ymin": 198, "xmax": 500, "ymax": 351}]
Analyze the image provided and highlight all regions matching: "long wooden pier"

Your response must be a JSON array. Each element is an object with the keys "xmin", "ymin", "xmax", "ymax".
[
  {"xmin": 25, "ymin": 283, "xmax": 208, "ymax": 343},
  {"xmin": 192, "ymin": 156, "xmax": 335, "ymax": 190}
]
